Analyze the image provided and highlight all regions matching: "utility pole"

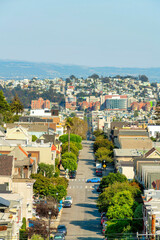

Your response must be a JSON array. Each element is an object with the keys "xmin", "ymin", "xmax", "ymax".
[{"xmin": 151, "ymin": 214, "xmax": 156, "ymax": 240}]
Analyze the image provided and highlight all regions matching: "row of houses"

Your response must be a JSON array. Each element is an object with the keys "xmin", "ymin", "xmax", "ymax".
[
  {"xmin": 0, "ymin": 115, "xmax": 64, "ymax": 239},
  {"xmin": 110, "ymin": 122, "xmax": 160, "ymax": 235}
]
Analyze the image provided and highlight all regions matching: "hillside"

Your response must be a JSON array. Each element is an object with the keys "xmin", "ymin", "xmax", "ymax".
[{"xmin": 0, "ymin": 60, "xmax": 160, "ymax": 82}]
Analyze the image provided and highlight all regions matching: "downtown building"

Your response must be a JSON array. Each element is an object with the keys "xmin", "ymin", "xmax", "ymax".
[{"xmin": 104, "ymin": 94, "xmax": 128, "ymax": 110}]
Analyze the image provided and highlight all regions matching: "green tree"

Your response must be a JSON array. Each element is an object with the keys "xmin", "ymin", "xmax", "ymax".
[
  {"xmin": 65, "ymin": 117, "xmax": 74, "ymax": 152},
  {"xmin": 111, "ymin": 190, "xmax": 134, "ymax": 207},
  {"xmin": 107, "ymin": 203, "xmax": 133, "ymax": 219},
  {"xmin": 62, "ymin": 142, "xmax": 79, "ymax": 157},
  {"xmin": 31, "ymin": 235, "xmax": 44, "ymax": 240},
  {"xmin": 0, "ymin": 90, "xmax": 12, "ymax": 122},
  {"xmin": 93, "ymin": 129, "xmax": 104, "ymax": 137},
  {"xmin": 106, "ymin": 191, "xmax": 134, "ymax": 219},
  {"xmin": 61, "ymin": 158, "xmax": 77, "ymax": 171},
  {"xmin": 31, "ymin": 174, "xmax": 68, "ymax": 199},
  {"xmin": 37, "ymin": 163, "xmax": 54, "ymax": 178},
  {"xmin": 59, "ymin": 133, "xmax": 82, "ymax": 144},
  {"xmin": 62, "ymin": 152, "xmax": 77, "ymax": 162},
  {"xmin": 10, "ymin": 94, "xmax": 24, "ymax": 115},
  {"xmin": 32, "ymin": 135, "xmax": 37, "ymax": 142},
  {"xmin": 93, "ymin": 139, "xmax": 114, "ymax": 153},
  {"xmin": 106, "ymin": 220, "xmax": 131, "ymax": 239},
  {"xmin": 95, "ymin": 147, "xmax": 113, "ymax": 163},
  {"xmin": 97, "ymin": 181, "xmax": 141, "ymax": 213},
  {"xmin": 132, "ymin": 203, "xmax": 143, "ymax": 232},
  {"xmin": 99, "ymin": 173, "xmax": 127, "ymax": 190},
  {"xmin": 73, "ymin": 141, "xmax": 82, "ymax": 150},
  {"xmin": 0, "ymin": 90, "xmax": 11, "ymax": 114}
]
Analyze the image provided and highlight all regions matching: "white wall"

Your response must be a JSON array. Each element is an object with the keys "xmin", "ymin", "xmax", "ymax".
[{"xmin": 148, "ymin": 125, "xmax": 160, "ymax": 138}]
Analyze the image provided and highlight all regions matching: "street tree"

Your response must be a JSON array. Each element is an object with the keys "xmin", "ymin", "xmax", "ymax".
[
  {"xmin": 61, "ymin": 158, "xmax": 77, "ymax": 171},
  {"xmin": 95, "ymin": 147, "xmax": 113, "ymax": 163},
  {"xmin": 62, "ymin": 142, "xmax": 79, "ymax": 157},
  {"xmin": 37, "ymin": 163, "xmax": 54, "ymax": 178},
  {"xmin": 99, "ymin": 173, "xmax": 127, "ymax": 190},
  {"xmin": 59, "ymin": 133, "xmax": 82, "ymax": 144},
  {"xmin": 106, "ymin": 220, "xmax": 131, "ymax": 239},
  {"xmin": 97, "ymin": 181, "xmax": 141, "ymax": 213},
  {"xmin": 93, "ymin": 129, "xmax": 104, "ymax": 137},
  {"xmin": 107, "ymin": 203, "xmax": 133, "ymax": 219},
  {"xmin": 62, "ymin": 152, "xmax": 77, "ymax": 162},
  {"xmin": 111, "ymin": 190, "xmax": 134, "ymax": 207},
  {"xmin": 93, "ymin": 139, "xmax": 114, "ymax": 153},
  {"xmin": 31, "ymin": 174, "xmax": 68, "ymax": 199}
]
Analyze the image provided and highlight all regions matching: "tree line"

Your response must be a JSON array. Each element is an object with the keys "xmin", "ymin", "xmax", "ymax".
[{"xmin": 97, "ymin": 173, "xmax": 143, "ymax": 239}]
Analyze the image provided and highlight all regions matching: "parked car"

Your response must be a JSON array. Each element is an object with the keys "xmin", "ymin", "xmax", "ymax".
[
  {"xmin": 96, "ymin": 169, "xmax": 103, "ymax": 177},
  {"xmin": 69, "ymin": 170, "xmax": 77, "ymax": 179},
  {"xmin": 65, "ymin": 196, "xmax": 72, "ymax": 205},
  {"xmin": 86, "ymin": 178, "xmax": 101, "ymax": 183},
  {"xmin": 63, "ymin": 200, "xmax": 71, "ymax": 208},
  {"xmin": 57, "ymin": 225, "xmax": 67, "ymax": 235},
  {"xmin": 54, "ymin": 233, "xmax": 65, "ymax": 240}
]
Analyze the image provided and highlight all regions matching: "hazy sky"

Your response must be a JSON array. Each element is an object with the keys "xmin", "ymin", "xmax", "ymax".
[{"xmin": 0, "ymin": 0, "xmax": 159, "ymax": 67}]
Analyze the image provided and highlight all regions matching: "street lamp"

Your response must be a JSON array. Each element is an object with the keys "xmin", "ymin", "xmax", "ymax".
[{"xmin": 48, "ymin": 210, "xmax": 51, "ymax": 240}]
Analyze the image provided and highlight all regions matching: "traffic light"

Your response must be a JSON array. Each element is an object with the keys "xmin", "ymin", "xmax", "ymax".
[{"xmin": 102, "ymin": 160, "xmax": 106, "ymax": 169}]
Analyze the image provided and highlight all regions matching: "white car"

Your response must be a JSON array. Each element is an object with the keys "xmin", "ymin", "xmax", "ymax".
[{"xmin": 65, "ymin": 196, "xmax": 73, "ymax": 205}]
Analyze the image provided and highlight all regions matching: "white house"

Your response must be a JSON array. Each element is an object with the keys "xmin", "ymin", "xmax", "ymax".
[{"xmin": 147, "ymin": 125, "xmax": 160, "ymax": 138}]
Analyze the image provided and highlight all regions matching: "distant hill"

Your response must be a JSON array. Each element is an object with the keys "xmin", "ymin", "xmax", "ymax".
[{"xmin": 0, "ymin": 59, "xmax": 160, "ymax": 82}]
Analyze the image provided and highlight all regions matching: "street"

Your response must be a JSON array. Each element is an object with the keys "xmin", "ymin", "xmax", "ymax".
[{"xmin": 60, "ymin": 141, "xmax": 104, "ymax": 240}]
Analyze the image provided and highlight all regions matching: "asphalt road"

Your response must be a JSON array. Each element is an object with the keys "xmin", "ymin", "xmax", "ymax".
[{"xmin": 60, "ymin": 141, "xmax": 104, "ymax": 240}]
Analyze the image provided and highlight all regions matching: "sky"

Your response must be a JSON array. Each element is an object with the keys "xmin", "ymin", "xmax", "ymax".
[{"xmin": 0, "ymin": 0, "xmax": 160, "ymax": 67}]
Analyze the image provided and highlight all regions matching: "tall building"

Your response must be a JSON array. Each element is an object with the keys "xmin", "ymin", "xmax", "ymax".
[
  {"xmin": 31, "ymin": 98, "xmax": 51, "ymax": 109},
  {"xmin": 105, "ymin": 95, "xmax": 128, "ymax": 110}
]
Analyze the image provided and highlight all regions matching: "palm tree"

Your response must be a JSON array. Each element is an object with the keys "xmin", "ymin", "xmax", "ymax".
[{"xmin": 65, "ymin": 117, "xmax": 73, "ymax": 152}]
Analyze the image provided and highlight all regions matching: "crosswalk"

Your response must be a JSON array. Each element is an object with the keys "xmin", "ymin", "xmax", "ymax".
[{"xmin": 69, "ymin": 178, "xmax": 87, "ymax": 182}]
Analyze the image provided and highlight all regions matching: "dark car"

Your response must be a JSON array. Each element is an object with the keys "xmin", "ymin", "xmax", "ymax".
[
  {"xmin": 96, "ymin": 169, "xmax": 103, "ymax": 177},
  {"xmin": 63, "ymin": 200, "xmax": 71, "ymax": 208},
  {"xmin": 69, "ymin": 170, "xmax": 76, "ymax": 179},
  {"xmin": 54, "ymin": 233, "xmax": 65, "ymax": 240},
  {"xmin": 57, "ymin": 225, "xmax": 67, "ymax": 235}
]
